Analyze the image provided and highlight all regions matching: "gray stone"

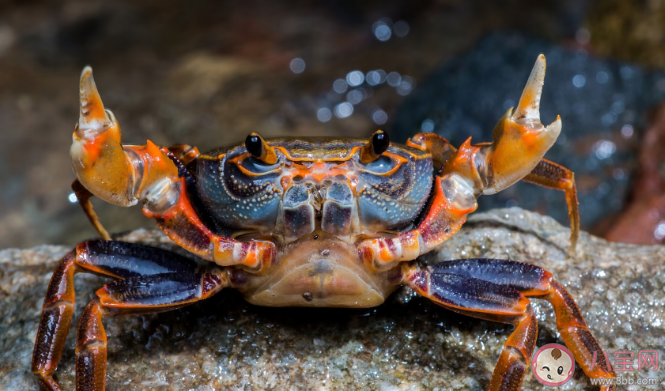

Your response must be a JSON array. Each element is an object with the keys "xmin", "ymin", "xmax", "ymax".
[{"xmin": 1, "ymin": 208, "xmax": 664, "ymax": 390}]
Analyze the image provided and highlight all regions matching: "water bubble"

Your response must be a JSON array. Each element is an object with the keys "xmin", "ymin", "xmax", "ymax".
[
  {"xmin": 601, "ymin": 112, "xmax": 617, "ymax": 126},
  {"xmin": 421, "ymin": 119, "xmax": 434, "ymax": 132},
  {"xmin": 68, "ymin": 192, "xmax": 78, "ymax": 203},
  {"xmin": 366, "ymin": 70, "xmax": 385, "ymax": 86},
  {"xmin": 620, "ymin": 66, "xmax": 633, "ymax": 79},
  {"xmin": 289, "ymin": 58, "xmax": 306, "ymax": 74},
  {"xmin": 377, "ymin": 70, "xmax": 387, "ymax": 84},
  {"xmin": 593, "ymin": 140, "xmax": 616, "ymax": 160},
  {"xmin": 346, "ymin": 89, "xmax": 364, "ymax": 105},
  {"xmin": 572, "ymin": 74, "xmax": 586, "ymax": 88},
  {"xmin": 333, "ymin": 79, "xmax": 348, "ymax": 93},
  {"xmin": 373, "ymin": 24, "xmax": 391, "ymax": 42},
  {"xmin": 334, "ymin": 102, "xmax": 354, "ymax": 119},
  {"xmin": 372, "ymin": 109, "xmax": 388, "ymax": 125},
  {"xmin": 394, "ymin": 21, "xmax": 410, "ymax": 37},
  {"xmin": 386, "ymin": 72, "xmax": 401, "ymax": 87},
  {"xmin": 621, "ymin": 124, "xmax": 634, "ymax": 138},
  {"xmin": 611, "ymin": 101, "xmax": 625, "ymax": 114},
  {"xmin": 372, "ymin": 18, "xmax": 393, "ymax": 42},
  {"xmin": 654, "ymin": 221, "xmax": 665, "ymax": 241},
  {"xmin": 317, "ymin": 108, "xmax": 332, "ymax": 122},
  {"xmin": 397, "ymin": 75, "xmax": 414, "ymax": 95},
  {"xmin": 596, "ymin": 71, "xmax": 609, "ymax": 84},
  {"xmin": 346, "ymin": 71, "xmax": 364, "ymax": 87}
]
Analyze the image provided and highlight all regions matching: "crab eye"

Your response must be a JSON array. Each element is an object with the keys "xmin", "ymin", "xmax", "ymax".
[
  {"xmin": 245, "ymin": 133, "xmax": 264, "ymax": 158},
  {"xmin": 371, "ymin": 130, "xmax": 389, "ymax": 155},
  {"xmin": 360, "ymin": 130, "xmax": 390, "ymax": 163},
  {"xmin": 245, "ymin": 132, "xmax": 278, "ymax": 164}
]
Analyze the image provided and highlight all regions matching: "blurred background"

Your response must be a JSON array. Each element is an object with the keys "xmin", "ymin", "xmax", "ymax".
[{"xmin": 1, "ymin": 0, "xmax": 665, "ymax": 249}]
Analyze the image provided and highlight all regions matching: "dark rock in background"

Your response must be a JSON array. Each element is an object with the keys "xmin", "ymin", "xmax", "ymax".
[
  {"xmin": 606, "ymin": 104, "xmax": 665, "ymax": 245},
  {"xmin": 393, "ymin": 32, "xmax": 665, "ymax": 231}
]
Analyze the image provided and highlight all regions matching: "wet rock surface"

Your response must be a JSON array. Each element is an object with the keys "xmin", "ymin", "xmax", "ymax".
[
  {"xmin": 1, "ymin": 208, "xmax": 664, "ymax": 390},
  {"xmin": 393, "ymin": 32, "xmax": 665, "ymax": 232}
]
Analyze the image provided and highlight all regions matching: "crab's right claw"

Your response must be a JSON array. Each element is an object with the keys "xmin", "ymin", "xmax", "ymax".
[
  {"xmin": 71, "ymin": 67, "xmax": 140, "ymax": 207},
  {"xmin": 480, "ymin": 54, "xmax": 562, "ymax": 195}
]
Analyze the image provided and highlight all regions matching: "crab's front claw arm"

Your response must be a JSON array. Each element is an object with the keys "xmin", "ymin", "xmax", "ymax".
[
  {"xmin": 71, "ymin": 67, "xmax": 275, "ymax": 272},
  {"xmin": 359, "ymin": 55, "xmax": 564, "ymax": 271},
  {"xmin": 71, "ymin": 67, "xmax": 180, "ymax": 210},
  {"xmin": 475, "ymin": 54, "xmax": 561, "ymax": 195}
]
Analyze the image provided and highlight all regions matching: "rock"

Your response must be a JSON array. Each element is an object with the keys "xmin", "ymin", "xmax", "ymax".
[
  {"xmin": 392, "ymin": 32, "xmax": 665, "ymax": 231},
  {"xmin": 1, "ymin": 208, "xmax": 664, "ymax": 390}
]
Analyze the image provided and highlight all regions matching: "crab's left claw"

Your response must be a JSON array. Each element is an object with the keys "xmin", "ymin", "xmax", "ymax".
[
  {"xmin": 359, "ymin": 56, "xmax": 575, "ymax": 271},
  {"xmin": 478, "ymin": 54, "xmax": 561, "ymax": 194},
  {"xmin": 71, "ymin": 67, "xmax": 180, "ymax": 210}
]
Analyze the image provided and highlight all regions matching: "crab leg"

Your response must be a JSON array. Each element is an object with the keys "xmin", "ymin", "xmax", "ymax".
[
  {"xmin": 76, "ymin": 271, "xmax": 227, "ymax": 391},
  {"xmin": 406, "ymin": 132, "xmax": 456, "ymax": 171},
  {"xmin": 523, "ymin": 159, "xmax": 579, "ymax": 253},
  {"xmin": 71, "ymin": 180, "xmax": 112, "ymax": 240},
  {"xmin": 359, "ymin": 55, "xmax": 565, "ymax": 270},
  {"xmin": 32, "ymin": 241, "xmax": 202, "ymax": 390},
  {"xmin": 32, "ymin": 240, "xmax": 227, "ymax": 391},
  {"xmin": 70, "ymin": 67, "xmax": 274, "ymax": 271},
  {"xmin": 404, "ymin": 259, "xmax": 616, "ymax": 390},
  {"xmin": 403, "ymin": 263, "xmax": 539, "ymax": 390}
]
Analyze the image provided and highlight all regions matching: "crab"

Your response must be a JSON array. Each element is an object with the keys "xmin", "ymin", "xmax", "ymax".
[{"xmin": 32, "ymin": 54, "xmax": 616, "ymax": 391}]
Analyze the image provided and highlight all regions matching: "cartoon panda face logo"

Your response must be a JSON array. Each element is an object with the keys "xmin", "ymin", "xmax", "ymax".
[{"xmin": 532, "ymin": 344, "xmax": 575, "ymax": 386}]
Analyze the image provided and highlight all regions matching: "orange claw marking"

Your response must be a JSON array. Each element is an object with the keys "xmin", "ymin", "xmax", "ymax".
[
  {"xmin": 441, "ymin": 137, "xmax": 483, "ymax": 188},
  {"xmin": 167, "ymin": 144, "xmax": 201, "ymax": 165},
  {"xmin": 143, "ymin": 176, "xmax": 275, "ymax": 273},
  {"xmin": 406, "ymin": 133, "xmax": 457, "ymax": 171},
  {"xmin": 359, "ymin": 174, "xmax": 475, "ymax": 270}
]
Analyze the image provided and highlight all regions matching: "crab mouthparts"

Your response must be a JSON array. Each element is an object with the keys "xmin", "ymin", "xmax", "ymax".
[{"xmin": 239, "ymin": 232, "xmax": 401, "ymax": 308}]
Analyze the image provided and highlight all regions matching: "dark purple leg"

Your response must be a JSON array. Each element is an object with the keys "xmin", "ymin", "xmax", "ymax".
[
  {"xmin": 404, "ymin": 259, "xmax": 616, "ymax": 391},
  {"xmin": 32, "ymin": 240, "xmax": 226, "ymax": 391}
]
